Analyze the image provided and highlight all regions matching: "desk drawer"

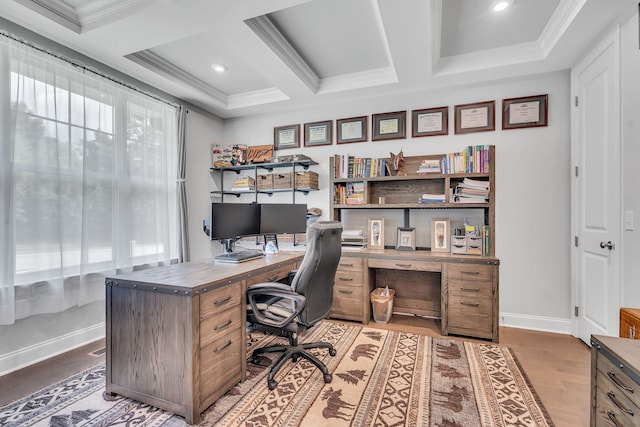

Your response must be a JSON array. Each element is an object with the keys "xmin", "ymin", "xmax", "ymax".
[
  {"xmin": 594, "ymin": 384, "xmax": 636, "ymax": 427},
  {"xmin": 337, "ymin": 257, "xmax": 363, "ymax": 273},
  {"xmin": 200, "ymin": 328, "xmax": 242, "ymax": 400},
  {"xmin": 200, "ymin": 305, "xmax": 242, "ymax": 349},
  {"xmin": 369, "ymin": 258, "xmax": 441, "ymax": 272},
  {"xmin": 596, "ymin": 350, "xmax": 640, "ymax": 410},
  {"xmin": 335, "ymin": 269, "xmax": 362, "ymax": 286},
  {"xmin": 200, "ymin": 282, "xmax": 242, "ymax": 321},
  {"xmin": 246, "ymin": 264, "xmax": 293, "ymax": 286},
  {"xmin": 331, "ymin": 284, "xmax": 363, "ymax": 320},
  {"xmin": 447, "ymin": 264, "xmax": 494, "ymax": 282},
  {"xmin": 447, "ymin": 302, "xmax": 493, "ymax": 338},
  {"xmin": 448, "ymin": 279, "xmax": 493, "ymax": 298}
]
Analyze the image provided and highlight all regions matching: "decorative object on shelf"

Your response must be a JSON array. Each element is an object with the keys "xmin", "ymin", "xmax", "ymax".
[
  {"xmin": 304, "ymin": 120, "xmax": 333, "ymax": 147},
  {"xmin": 245, "ymin": 144, "xmax": 273, "ymax": 163},
  {"xmin": 211, "ymin": 143, "xmax": 233, "ymax": 167},
  {"xmin": 395, "ymin": 227, "xmax": 416, "ymax": 251},
  {"xmin": 412, "ymin": 106, "xmax": 448, "ymax": 137},
  {"xmin": 231, "ymin": 144, "xmax": 248, "ymax": 165},
  {"xmin": 454, "ymin": 100, "xmax": 495, "ymax": 134},
  {"xmin": 387, "ymin": 149, "xmax": 406, "ymax": 176},
  {"xmin": 368, "ymin": 217, "xmax": 385, "ymax": 250},
  {"xmin": 431, "ymin": 218, "xmax": 450, "ymax": 253},
  {"xmin": 341, "ymin": 229, "xmax": 367, "ymax": 248},
  {"xmin": 502, "ymin": 94, "xmax": 548, "ymax": 130},
  {"xmin": 274, "ymin": 153, "xmax": 312, "ymax": 163},
  {"xmin": 274, "ymin": 124, "xmax": 300, "ymax": 150},
  {"xmin": 337, "ymin": 116, "xmax": 368, "ymax": 144},
  {"xmin": 372, "ymin": 111, "xmax": 406, "ymax": 141}
]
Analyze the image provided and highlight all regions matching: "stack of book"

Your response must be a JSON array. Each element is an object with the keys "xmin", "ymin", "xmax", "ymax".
[
  {"xmin": 334, "ymin": 155, "xmax": 388, "ymax": 178},
  {"xmin": 416, "ymin": 159, "xmax": 441, "ymax": 174},
  {"xmin": 418, "ymin": 193, "xmax": 445, "ymax": 204},
  {"xmin": 335, "ymin": 182, "xmax": 365, "ymax": 205},
  {"xmin": 231, "ymin": 176, "xmax": 255, "ymax": 191},
  {"xmin": 452, "ymin": 177, "xmax": 490, "ymax": 203},
  {"xmin": 440, "ymin": 145, "xmax": 492, "ymax": 174},
  {"xmin": 341, "ymin": 229, "xmax": 367, "ymax": 248}
]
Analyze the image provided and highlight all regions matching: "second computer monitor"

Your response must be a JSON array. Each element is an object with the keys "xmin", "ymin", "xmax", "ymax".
[{"xmin": 260, "ymin": 203, "xmax": 308, "ymax": 235}]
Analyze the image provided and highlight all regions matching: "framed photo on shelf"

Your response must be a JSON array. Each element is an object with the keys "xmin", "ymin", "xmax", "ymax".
[
  {"xmin": 368, "ymin": 217, "xmax": 385, "ymax": 250},
  {"xmin": 412, "ymin": 106, "xmax": 448, "ymax": 137},
  {"xmin": 502, "ymin": 94, "xmax": 548, "ymax": 130},
  {"xmin": 395, "ymin": 227, "xmax": 416, "ymax": 251},
  {"xmin": 304, "ymin": 120, "xmax": 332, "ymax": 147},
  {"xmin": 336, "ymin": 116, "xmax": 368, "ymax": 144},
  {"xmin": 431, "ymin": 218, "xmax": 450, "ymax": 253},
  {"xmin": 372, "ymin": 111, "xmax": 406, "ymax": 141},
  {"xmin": 454, "ymin": 100, "xmax": 495, "ymax": 134},
  {"xmin": 274, "ymin": 124, "xmax": 300, "ymax": 150}
]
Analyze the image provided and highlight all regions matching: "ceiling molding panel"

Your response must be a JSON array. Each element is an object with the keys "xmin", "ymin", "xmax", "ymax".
[
  {"xmin": 14, "ymin": 0, "xmax": 152, "ymax": 33},
  {"xmin": 227, "ymin": 87, "xmax": 289, "ymax": 110},
  {"xmin": 318, "ymin": 67, "xmax": 398, "ymax": 95},
  {"xmin": 538, "ymin": 0, "xmax": 587, "ymax": 56},
  {"xmin": 244, "ymin": 15, "xmax": 320, "ymax": 94},
  {"xmin": 125, "ymin": 50, "xmax": 228, "ymax": 105}
]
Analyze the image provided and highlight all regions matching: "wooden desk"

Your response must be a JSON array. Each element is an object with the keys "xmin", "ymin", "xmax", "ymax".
[
  {"xmin": 331, "ymin": 249, "xmax": 500, "ymax": 342},
  {"xmin": 104, "ymin": 252, "xmax": 303, "ymax": 424}
]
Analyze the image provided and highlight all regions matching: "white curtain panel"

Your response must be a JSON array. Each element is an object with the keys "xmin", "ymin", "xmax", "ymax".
[{"xmin": 0, "ymin": 34, "xmax": 179, "ymax": 325}]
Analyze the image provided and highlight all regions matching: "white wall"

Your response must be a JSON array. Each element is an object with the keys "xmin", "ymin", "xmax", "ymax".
[
  {"xmin": 621, "ymin": 10, "xmax": 640, "ymax": 306},
  {"xmin": 185, "ymin": 110, "xmax": 225, "ymax": 261},
  {"xmin": 216, "ymin": 72, "xmax": 572, "ymax": 333}
]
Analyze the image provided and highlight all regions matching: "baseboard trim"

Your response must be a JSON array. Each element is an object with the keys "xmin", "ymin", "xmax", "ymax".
[
  {"xmin": 0, "ymin": 323, "xmax": 105, "ymax": 376},
  {"xmin": 500, "ymin": 312, "xmax": 572, "ymax": 335}
]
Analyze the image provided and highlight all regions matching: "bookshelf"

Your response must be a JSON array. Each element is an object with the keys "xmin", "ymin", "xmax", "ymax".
[{"xmin": 329, "ymin": 146, "xmax": 495, "ymax": 256}]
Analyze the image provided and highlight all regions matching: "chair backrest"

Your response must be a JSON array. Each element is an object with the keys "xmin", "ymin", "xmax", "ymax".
[{"xmin": 290, "ymin": 221, "xmax": 342, "ymax": 326}]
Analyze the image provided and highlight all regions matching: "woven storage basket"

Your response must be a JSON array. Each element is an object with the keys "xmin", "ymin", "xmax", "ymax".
[
  {"xmin": 273, "ymin": 172, "xmax": 292, "ymax": 189},
  {"xmin": 256, "ymin": 174, "xmax": 274, "ymax": 190},
  {"xmin": 294, "ymin": 171, "xmax": 319, "ymax": 189}
]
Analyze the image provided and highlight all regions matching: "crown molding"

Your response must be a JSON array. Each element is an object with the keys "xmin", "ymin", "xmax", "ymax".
[
  {"xmin": 244, "ymin": 14, "xmax": 320, "ymax": 93},
  {"xmin": 538, "ymin": 0, "xmax": 587, "ymax": 56}
]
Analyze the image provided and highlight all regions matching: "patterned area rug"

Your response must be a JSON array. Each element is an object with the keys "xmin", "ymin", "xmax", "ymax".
[{"xmin": 0, "ymin": 322, "xmax": 554, "ymax": 426}]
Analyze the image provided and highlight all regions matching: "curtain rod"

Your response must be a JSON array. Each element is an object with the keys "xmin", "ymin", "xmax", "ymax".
[{"xmin": 0, "ymin": 30, "xmax": 180, "ymax": 109}]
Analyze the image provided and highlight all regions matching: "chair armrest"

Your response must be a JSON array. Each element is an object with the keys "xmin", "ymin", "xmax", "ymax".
[{"xmin": 246, "ymin": 283, "xmax": 306, "ymax": 328}]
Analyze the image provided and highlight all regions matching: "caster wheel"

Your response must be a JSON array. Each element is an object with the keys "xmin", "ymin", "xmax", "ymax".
[
  {"xmin": 268, "ymin": 380, "xmax": 278, "ymax": 390},
  {"xmin": 323, "ymin": 374, "xmax": 333, "ymax": 383},
  {"xmin": 329, "ymin": 348, "xmax": 337, "ymax": 357}
]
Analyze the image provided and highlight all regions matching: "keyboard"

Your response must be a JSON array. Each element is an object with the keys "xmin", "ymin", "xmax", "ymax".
[{"xmin": 215, "ymin": 250, "xmax": 264, "ymax": 263}]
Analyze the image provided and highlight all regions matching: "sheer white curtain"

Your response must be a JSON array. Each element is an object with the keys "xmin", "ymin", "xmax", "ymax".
[{"xmin": 0, "ymin": 34, "xmax": 178, "ymax": 325}]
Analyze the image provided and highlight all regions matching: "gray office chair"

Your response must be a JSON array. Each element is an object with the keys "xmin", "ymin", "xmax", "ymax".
[{"xmin": 246, "ymin": 220, "xmax": 342, "ymax": 390}]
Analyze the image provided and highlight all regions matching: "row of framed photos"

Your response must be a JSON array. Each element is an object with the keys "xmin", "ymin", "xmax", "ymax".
[{"xmin": 273, "ymin": 94, "xmax": 548, "ymax": 150}]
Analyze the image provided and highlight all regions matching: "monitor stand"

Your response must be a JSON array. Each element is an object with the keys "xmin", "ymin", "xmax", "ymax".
[{"xmin": 215, "ymin": 238, "xmax": 264, "ymax": 263}]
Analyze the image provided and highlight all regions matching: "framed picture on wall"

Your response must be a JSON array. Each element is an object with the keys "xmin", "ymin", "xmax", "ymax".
[
  {"xmin": 431, "ymin": 218, "xmax": 451, "ymax": 253},
  {"xmin": 502, "ymin": 94, "xmax": 548, "ymax": 130},
  {"xmin": 274, "ymin": 124, "xmax": 300, "ymax": 149},
  {"xmin": 336, "ymin": 116, "xmax": 368, "ymax": 144},
  {"xmin": 372, "ymin": 111, "xmax": 406, "ymax": 141},
  {"xmin": 412, "ymin": 106, "xmax": 449, "ymax": 137},
  {"xmin": 454, "ymin": 101, "xmax": 495, "ymax": 134},
  {"xmin": 304, "ymin": 120, "xmax": 332, "ymax": 147}
]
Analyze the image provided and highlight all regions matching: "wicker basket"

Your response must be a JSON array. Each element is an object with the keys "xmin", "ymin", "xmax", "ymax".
[
  {"xmin": 294, "ymin": 171, "xmax": 319, "ymax": 190},
  {"xmin": 273, "ymin": 172, "xmax": 292, "ymax": 189},
  {"xmin": 256, "ymin": 174, "xmax": 273, "ymax": 190}
]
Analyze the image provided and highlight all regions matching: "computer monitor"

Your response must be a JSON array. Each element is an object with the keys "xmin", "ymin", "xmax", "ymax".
[
  {"xmin": 260, "ymin": 203, "xmax": 308, "ymax": 235},
  {"xmin": 210, "ymin": 203, "xmax": 261, "ymax": 252}
]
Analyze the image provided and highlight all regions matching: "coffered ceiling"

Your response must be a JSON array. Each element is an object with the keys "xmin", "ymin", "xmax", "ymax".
[{"xmin": 0, "ymin": 0, "xmax": 636, "ymax": 118}]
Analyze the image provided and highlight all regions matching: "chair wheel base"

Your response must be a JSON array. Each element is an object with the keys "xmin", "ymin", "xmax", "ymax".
[
  {"xmin": 268, "ymin": 380, "xmax": 278, "ymax": 390},
  {"xmin": 329, "ymin": 348, "xmax": 337, "ymax": 356},
  {"xmin": 323, "ymin": 374, "xmax": 333, "ymax": 383}
]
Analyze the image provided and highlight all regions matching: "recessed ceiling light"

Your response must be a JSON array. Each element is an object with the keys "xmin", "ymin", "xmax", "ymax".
[
  {"xmin": 211, "ymin": 64, "xmax": 227, "ymax": 73},
  {"xmin": 492, "ymin": 1, "xmax": 511, "ymax": 12}
]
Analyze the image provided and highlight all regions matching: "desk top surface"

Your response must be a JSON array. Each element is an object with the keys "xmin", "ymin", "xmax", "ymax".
[
  {"xmin": 341, "ymin": 248, "xmax": 500, "ymax": 264},
  {"xmin": 106, "ymin": 252, "xmax": 304, "ymax": 293}
]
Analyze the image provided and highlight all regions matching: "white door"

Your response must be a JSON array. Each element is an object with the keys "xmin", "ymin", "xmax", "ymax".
[{"xmin": 571, "ymin": 28, "xmax": 621, "ymax": 345}]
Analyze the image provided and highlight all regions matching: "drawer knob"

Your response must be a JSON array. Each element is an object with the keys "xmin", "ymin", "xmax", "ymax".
[
  {"xmin": 607, "ymin": 391, "xmax": 635, "ymax": 416},
  {"xmin": 607, "ymin": 371, "xmax": 635, "ymax": 393},
  {"xmin": 607, "ymin": 411, "xmax": 622, "ymax": 427},
  {"xmin": 214, "ymin": 296, "xmax": 232, "ymax": 306},
  {"xmin": 214, "ymin": 340, "xmax": 233, "ymax": 353},
  {"xmin": 214, "ymin": 319, "xmax": 233, "ymax": 331},
  {"xmin": 460, "ymin": 301, "xmax": 480, "ymax": 307}
]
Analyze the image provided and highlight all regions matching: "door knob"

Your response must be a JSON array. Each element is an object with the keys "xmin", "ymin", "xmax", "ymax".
[{"xmin": 600, "ymin": 241, "xmax": 615, "ymax": 250}]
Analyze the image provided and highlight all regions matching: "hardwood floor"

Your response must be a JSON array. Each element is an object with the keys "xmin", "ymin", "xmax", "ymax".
[{"xmin": 0, "ymin": 318, "xmax": 591, "ymax": 427}]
